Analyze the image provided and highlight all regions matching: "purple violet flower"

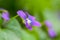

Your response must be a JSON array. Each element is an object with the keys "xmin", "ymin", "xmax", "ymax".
[
  {"xmin": 2, "ymin": 11, "xmax": 10, "ymax": 21},
  {"xmin": 45, "ymin": 20, "xmax": 56, "ymax": 37},
  {"xmin": 17, "ymin": 10, "xmax": 41, "ymax": 30},
  {"xmin": 48, "ymin": 29, "xmax": 56, "ymax": 38}
]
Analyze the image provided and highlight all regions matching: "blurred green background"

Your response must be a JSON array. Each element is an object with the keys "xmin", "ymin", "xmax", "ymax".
[{"xmin": 0, "ymin": 0, "xmax": 60, "ymax": 40}]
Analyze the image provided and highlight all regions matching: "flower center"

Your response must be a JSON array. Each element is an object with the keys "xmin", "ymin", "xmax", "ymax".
[{"xmin": 26, "ymin": 18, "xmax": 32, "ymax": 24}]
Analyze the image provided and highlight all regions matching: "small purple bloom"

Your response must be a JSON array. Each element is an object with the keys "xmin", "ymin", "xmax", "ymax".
[
  {"xmin": 17, "ymin": 10, "xmax": 41, "ymax": 30},
  {"xmin": 45, "ymin": 20, "xmax": 52, "ymax": 28},
  {"xmin": 2, "ymin": 11, "xmax": 10, "ymax": 21},
  {"xmin": 45, "ymin": 20, "xmax": 56, "ymax": 37},
  {"xmin": 48, "ymin": 29, "xmax": 56, "ymax": 38}
]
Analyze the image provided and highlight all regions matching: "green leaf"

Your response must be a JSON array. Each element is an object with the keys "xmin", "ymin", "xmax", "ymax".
[
  {"xmin": 20, "ymin": 30, "xmax": 36, "ymax": 40},
  {"xmin": 0, "ymin": 19, "xmax": 21, "ymax": 40},
  {"xmin": 7, "ymin": 19, "xmax": 22, "ymax": 38},
  {"xmin": 0, "ymin": 29, "xmax": 21, "ymax": 40}
]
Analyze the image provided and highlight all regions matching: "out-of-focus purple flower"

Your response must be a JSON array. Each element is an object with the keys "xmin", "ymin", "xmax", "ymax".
[
  {"xmin": 2, "ymin": 11, "xmax": 10, "ymax": 21},
  {"xmin": 45, "ymin": 20, "xmax": 52, "ymax": 28},
  {"xmin": 17, "ymin": 10, "xmax": 41, "ymax": 30},
  {"xmin": 45, "ymin": 20, "xmax": 56, "ymax": 37},
  {"xmin": 48, "ymin": 29, "xmax": 56, "ymax": 38}
]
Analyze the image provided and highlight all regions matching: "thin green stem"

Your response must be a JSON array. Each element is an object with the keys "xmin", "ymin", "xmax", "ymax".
[
  {"xmin": 10, "ymin": 15, "xmax": 18, "ymax": 21},
  {"xmin": 7, "ymin": 15, "xmax": 19, "ymax": 23}
]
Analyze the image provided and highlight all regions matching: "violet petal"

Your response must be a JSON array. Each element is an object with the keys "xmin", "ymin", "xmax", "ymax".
[
  {"xmin": 28, "ymin": 15, "xmax": 35, "ymax": 21},
  {"xmin": 25, "ymin": 21, "xmax": 32, "ymax": 30},
  {"xmin": 17, "ymin": 10, "xmax": 27, "ymax": 19},
  {"xmin": 32, "ymin": 21, "xmax": 41, "ymax": 27}
]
